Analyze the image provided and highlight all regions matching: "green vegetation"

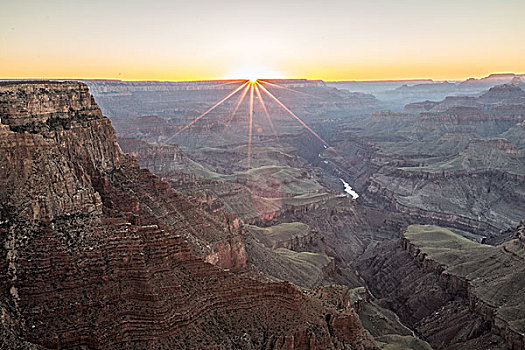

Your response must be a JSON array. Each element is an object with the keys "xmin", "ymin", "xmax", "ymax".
[
  {"xmin": 244, "ymin": 233, "xmax": 332, "ymax": 289},
  {"xmin": 404, "ymin": 225, "xmax": 525, "ymax": 335},
  {"xmin": 405, "ymin": 225, "xmax": 494, "ymax": 265},
  {"xmin": 217, "ymin": 165, "xmax": 324, "ymax": 196},
  {"xmin": 246, "ymin": 222, "xmax": 310, "ymax": 249},
  {"xmin": 274, "ymin": 248, "xmax": 331, "ymax": 269}
]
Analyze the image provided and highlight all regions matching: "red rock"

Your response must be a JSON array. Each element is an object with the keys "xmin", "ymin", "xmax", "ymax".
[{"xmin": 0, "ymin": 81, "xmax": 378, "ymax": 349}]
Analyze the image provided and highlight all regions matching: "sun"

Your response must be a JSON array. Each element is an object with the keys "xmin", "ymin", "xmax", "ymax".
[{"xmin": 163, "ymin": 74, "xmax": 337, "ymax": 171}]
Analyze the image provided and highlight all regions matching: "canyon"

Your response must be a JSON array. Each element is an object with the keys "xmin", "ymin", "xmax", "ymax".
[
  {"xmin": 1, "ymin": 75, "xmax": 524, "ymax": 349},
  {"xmin": 0, "ymin": 82, "xmax": 378, "ymax": 349},
  {"xmin": 357, "ymin": 224, "xmax": 525, "ymax": 350}
]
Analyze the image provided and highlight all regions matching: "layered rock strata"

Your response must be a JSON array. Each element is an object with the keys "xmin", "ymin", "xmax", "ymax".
[
  {"xmin": 0, "ymin": 82, "xmax": 377, "ymax": 349},
  {"xmin": 357, "ymin": 225, "xmax": 525, "ymax": 350}
]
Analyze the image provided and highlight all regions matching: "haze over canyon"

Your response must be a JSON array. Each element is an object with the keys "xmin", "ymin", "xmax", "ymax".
[
  {"xmin": 2, "ymin": 1, "xmax": 524, "ymax": 349},
  {"xmin": 0, "ymin": 72, "xmax": 523, "ymax": 349}
]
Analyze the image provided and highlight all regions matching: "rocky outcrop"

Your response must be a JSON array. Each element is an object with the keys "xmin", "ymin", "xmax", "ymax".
[
  {"xmin": 204, "ymin": 235, "xmax": 248, "ymax": 270},
  {"xmin": 357, "ymin": 135, "xmax": 525, "ymax": 235},
  {"xmin": 0, "ymin": 82, "xmax": 378, "ymax": 349},
  {"xmin": 517, "ymin": 221, "xmax": 525, "ymax": 242},
  {"xmin": 363, "ymin": 169, "xmax": 524, "ymax": 236},
  {"xmin": 308, "ymin": 285, "xmax": 378, "ymax": 347},
  {"xmin": 117, "ymin": 137, "xmax": 185, "ymax": 173},
  {"xmin": 416, "ymin": 107, "xmax": 525, "ymax": 135},
  {"xmin": 0, "ymin": 81, "xmax": 103, "ymax": 135},
  {"xmin": 357, "ymin": 225, "xmax": 525, "ymax": 350},
  {"xmin": 459, "ymin": 73, "xmax": 525, "ymax": 89},
  {"xmin": 462, "ymin": 137, "xmax": 520, "ymax": 155},
  {"xmin": 404, "ymin": 100, "xmax": 440, "ymax": 114},
  {"xmin": 480, "ymin": 84, "xmax": 525, "ymax": 103}
]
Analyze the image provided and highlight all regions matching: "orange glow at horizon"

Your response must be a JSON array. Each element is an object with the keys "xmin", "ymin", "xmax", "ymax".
[
  {"xmin": 3, "ymin": 60, "xmax": 524, "ymax": 82},
  {"xmin": 1, "ymin": 1, "xmax": 524, "ymax": 82}
]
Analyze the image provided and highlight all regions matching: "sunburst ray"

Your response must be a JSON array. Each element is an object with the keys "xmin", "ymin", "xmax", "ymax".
[
  {"xmin": 163, "ymin": 81, "xmax": 249, "ymax": 144},
  {"xmin": 254, "ymin": 84, "xmax": 279, "ymax": 143},
  {"xmin": 258, "ymin": 83, "xmax": 338, "ymax": 155},
  {"xmin": 224, "ymin": 83, "xmax": 250, "ymax": 130},
  {"xmin": 247, "ymin": 84, "xmax": 255, "ymax": 170}
]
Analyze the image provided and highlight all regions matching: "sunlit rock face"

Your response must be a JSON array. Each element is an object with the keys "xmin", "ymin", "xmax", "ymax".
[
  {"xmin": 0, "ymin": 81, "xmax": 103, "ymax": 134},
  {"xmin": 0, "ymin": 81, "xmax": 378, "ymax": 349}
]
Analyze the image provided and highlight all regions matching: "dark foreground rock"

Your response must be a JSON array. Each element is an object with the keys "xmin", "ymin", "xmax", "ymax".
[
  {"xmin": 0, "ymin": 82, "xmax": 377, "ymax": 349},
  {"xmin": 357, "ymin": 224, "xmax": 525, "ymax": 350}
]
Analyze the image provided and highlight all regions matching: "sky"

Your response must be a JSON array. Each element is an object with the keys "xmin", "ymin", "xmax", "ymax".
[{"xmin": 1, "ymin": 0, "xmax": 524, "ymax": 81}]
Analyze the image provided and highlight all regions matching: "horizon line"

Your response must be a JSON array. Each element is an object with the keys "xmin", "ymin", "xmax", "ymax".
[{"xmin": 1, "ymin": 72, "xmax": 524, "ymax": 84}]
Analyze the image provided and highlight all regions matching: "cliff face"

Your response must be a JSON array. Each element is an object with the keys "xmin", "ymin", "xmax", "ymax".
[
  {"xmin": 357, "ymin": 225, "xmax": 525, "ymax": 350},
  {"xmin": 0, "ymin": 82, "xmax": 377, "ymax": 349},
  {"xmin": 361, "ymin": 136, "xmax": 525, "ymax": 234},
  {"xmin": 117, "ymin": 137, "xmax": 185, "ymax": 173},
  {"xmin": 329, "ymin": 95, "xmax": 525, "ymax": 237},
  {"xmin": 516, "ymin": 221, "xmax": 525, "ymax": 242},
  {"xmin": 0, "ymin": 81, "xmax": 103, "ymax": 135},
  {"xmin": 415, "ymin": 107, "xmax": 524, "ymax": 136}
]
